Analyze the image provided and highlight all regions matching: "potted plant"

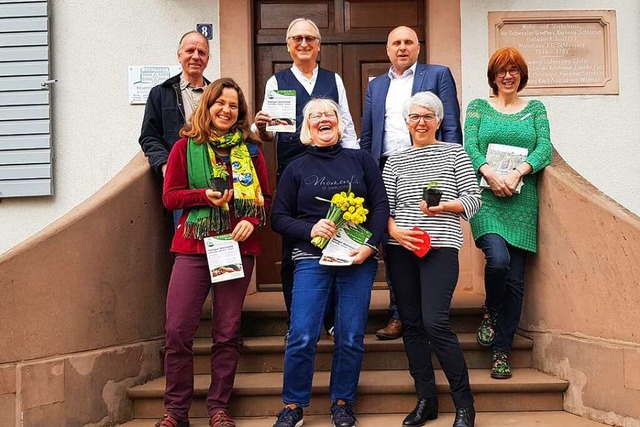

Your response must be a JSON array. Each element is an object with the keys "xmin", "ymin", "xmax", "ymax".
[
  {"xmin": 211, "ymin": 163, "xmax": 230, "ymax": 193},
  {"xmin": 423, "ymin": 181, "xmax": 442, "ymax": 207}
]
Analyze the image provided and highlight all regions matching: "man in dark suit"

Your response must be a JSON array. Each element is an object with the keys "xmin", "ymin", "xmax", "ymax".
[{"xmin": 360, "ymin": 26, "xmax": 462, "ymax": 340}]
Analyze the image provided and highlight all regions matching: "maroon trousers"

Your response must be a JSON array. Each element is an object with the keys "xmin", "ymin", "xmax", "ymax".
[{"xmin": 164, "ymin": 254, "xmax": 254, "ymax": 419}]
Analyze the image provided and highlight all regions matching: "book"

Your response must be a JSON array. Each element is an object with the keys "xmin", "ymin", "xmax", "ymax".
[
  {"xmin": 203, "ymin": 234, "xmax": 245, "ymax": 283},
  {"xmin": 319, "ymin": 223, "xmax": 372, "ymax": 266},
  {"xmin": 264, "ymin": 90, "xmax": 296, "ymax": 132},
  {"xmin": 480, "ymin": 143, "xmax": 528, "ymax": 193}
]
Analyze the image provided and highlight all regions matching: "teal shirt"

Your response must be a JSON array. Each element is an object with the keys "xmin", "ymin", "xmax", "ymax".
[{"xmin": 464, "ymin": 98, "xmax": 552, "ymax": 253}]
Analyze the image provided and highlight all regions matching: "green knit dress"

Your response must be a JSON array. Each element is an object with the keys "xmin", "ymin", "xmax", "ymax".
[{"xmin": 464, "ymin": 98, "xmax": 552, "ymax": 253}]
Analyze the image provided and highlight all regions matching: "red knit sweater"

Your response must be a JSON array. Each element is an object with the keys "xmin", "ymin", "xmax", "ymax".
[{"xmin": 162, "ymin": 137, "xmax": 272, "ymax": 256}]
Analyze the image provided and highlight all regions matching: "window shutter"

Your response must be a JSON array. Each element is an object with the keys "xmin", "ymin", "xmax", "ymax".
[{"xmin": 0, "ymin": 0, "xmax": 51, "ymax": 198}]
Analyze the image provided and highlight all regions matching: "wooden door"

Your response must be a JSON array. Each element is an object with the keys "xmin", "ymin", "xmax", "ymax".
[{"xmin": 254, "ymin": 0, "xmax": 426, "ymax": 287}]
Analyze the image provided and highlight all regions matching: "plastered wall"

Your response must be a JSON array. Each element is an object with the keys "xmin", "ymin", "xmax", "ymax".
[
  {"xmin": 460, "ymin": 1, "xmax": 640, "ymax": 216},
  {"xmin": 520, "ymin": 155, "xmax": 640, "ymax": 425},
  {"xmin": 0, "ymin": 0, "xmax": 220, "ymax": 254},
  {"xmin": 0, "ymin": 154, "xmax": 173, "ymax": 425}
]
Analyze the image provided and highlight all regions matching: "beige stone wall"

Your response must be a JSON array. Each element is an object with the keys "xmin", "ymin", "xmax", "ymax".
[
  {"xmin": 520, "ymin": 154, "xmax": 640, "ymax": 426},
  {"xmin": 0, "ymin": 154, "xmax": 172, "ymax": 425}
]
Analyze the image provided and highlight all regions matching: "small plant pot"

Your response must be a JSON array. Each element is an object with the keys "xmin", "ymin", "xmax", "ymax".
[
  {"xmin": 423, "ymin": 188, "xmax": 443, "ymax": 207},
  {"xmin": 212, "ymin": 177, "xmax": 230, "ymax": 193}
]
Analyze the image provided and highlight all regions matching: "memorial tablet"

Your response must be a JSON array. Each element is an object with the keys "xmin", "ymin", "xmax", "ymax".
[{"xmin": 489, "ymin": 10, "xmax": 618, "ymax": 95}]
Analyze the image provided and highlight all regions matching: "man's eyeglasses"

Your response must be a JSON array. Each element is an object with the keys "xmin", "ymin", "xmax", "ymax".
[
  {"xmin": 496, "ymin": 67, "xmax": 520, "ymax": 78},
  {"xmin": 407, "ymin": 113, "xmax": 437, "ymax": 123},
  {"xmin": 309, "ymin": 111, "xmax": 337, "ymax": 120},
  {"xmin": 288, "ymin": 35, "xmax": 319, "ymax": 45}
]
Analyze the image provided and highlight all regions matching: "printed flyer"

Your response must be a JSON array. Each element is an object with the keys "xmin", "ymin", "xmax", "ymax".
[
  {"xmin": 204, "ymin": 234, "xmax": 244, "ymax": 283},
  {"xmin": 265, "ymin": 90, "xmax": 296, "ymax": 132},
  {"xmin": 319, "ymin": 224, "xmax": 372, "ymax": 266}
]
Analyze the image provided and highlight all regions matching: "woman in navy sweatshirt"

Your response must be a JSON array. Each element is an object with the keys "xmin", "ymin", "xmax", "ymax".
[{"xmin": 270, "ymin": 98, "xmax": 389, "ymax": 427}]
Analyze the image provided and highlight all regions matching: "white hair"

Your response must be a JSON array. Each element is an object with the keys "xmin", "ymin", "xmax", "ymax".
[
  {"xmin": 285, "ymin": 18, "xmax": 322, "ymax": 42},
  {"xmin": 402, "ymin": 91, "xmax": 444, "ymax": 122}
]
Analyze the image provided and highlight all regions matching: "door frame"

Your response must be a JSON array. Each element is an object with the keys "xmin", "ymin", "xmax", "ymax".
[
  {"xmin": 219, "ymin": 0, "xmax": 462, "ymax": 113},
  {"xmin": 218, "ymin": 0, "xmax": 467, "ymax": 291}
]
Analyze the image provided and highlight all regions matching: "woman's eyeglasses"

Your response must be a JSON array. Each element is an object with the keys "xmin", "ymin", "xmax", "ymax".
[
  {"xmin": 288, "ymin": 35, "xmax": 319, "ymax": 45},
  {"xmin": 309, "ymin": 111, "xmax": 337, "ymax": 120},
  {"xmin": 496, "ymin": 67, "xmax": 520, "ymax": 78},
  {"xmin": 407, "ymin": 113, "xmax": 437, "ymax": 123}
]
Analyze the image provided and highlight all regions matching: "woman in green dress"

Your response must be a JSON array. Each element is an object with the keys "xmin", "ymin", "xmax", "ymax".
[{"xmin": 464, "ymin": 47, "xmax": 552, "ymax": 379}]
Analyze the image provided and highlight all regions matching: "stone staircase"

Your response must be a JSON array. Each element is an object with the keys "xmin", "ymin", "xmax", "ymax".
[{"xmin": 123, "ymin": 289, "xmax": 604, "ymax": 426}]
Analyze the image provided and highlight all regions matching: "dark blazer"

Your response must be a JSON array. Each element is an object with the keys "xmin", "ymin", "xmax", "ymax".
[{"xmin": 360, "ymin": 63, "xmax": 462, "ymax": 164}]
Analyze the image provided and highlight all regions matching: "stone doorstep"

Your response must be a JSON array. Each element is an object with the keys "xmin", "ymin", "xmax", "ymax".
[
  {"xmin": 191, "ymin": 333, "xmax": 534, "ymax": 373},
  {"xmin": 120, "ymin": 411, "xmax": 606, "ymax": 426},
  {"xmin": 197, "ymin": 289, "xmax": 486, "ymax": 337},
  {"xmin": 128, "ymin": 369, "xmax": 568, "ymax": 418},
  {"xmin": 201, "ymin": 289, "xmax": 486, "ymax": 319}
]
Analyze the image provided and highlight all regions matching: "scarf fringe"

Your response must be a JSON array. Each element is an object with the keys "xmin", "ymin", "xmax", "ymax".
[
  {"xmin": 234, "ymin": 199, "xmax": 267, "ymax": 226},
  {"xmin": 183, "ymin": 207, "xmax": 231, "ymax": 240}
]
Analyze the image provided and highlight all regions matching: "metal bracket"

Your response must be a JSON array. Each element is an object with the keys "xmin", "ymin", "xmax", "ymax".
[{"xmin": 41, "ymin": 79, "xmax": 58, "ymax": 87}]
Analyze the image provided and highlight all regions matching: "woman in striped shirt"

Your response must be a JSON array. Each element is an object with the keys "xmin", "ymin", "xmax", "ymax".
[{"xmin": 382, "ymin": 91, "xmax": 481, "ymax": 427}]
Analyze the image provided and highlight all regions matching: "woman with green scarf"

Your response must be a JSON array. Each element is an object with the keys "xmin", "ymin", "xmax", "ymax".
[{"xmin": 157, "ymin": 78, "xmax": 272, "ymax": 427}]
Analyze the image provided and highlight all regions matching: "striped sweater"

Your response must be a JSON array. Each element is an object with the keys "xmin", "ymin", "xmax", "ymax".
[{"xmin": 382, "ymin": 142, "xmax": 481, "ymax": 249}]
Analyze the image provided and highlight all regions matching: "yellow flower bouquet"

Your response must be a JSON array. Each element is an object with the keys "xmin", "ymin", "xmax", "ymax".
[{"xmin": 311, "ymin": 189, "xmax": 369, "ymax": 249}]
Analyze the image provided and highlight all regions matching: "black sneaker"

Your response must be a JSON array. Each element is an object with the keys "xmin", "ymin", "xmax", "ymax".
[
  {"xmin": 331, "ymin": 400, "xmax": 357, "ymax": 427},
  {"xmin": 273, "ymin": 405, "xmax": 303, "ymax": 427}
]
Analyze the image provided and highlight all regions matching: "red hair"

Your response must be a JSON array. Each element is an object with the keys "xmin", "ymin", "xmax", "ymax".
[{"xmin": 487, "ymin": 47, "xmax": 529, "ymax": 95}]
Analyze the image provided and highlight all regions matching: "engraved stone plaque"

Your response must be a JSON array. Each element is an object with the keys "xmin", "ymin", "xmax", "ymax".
[{"xmin": 489, "ymin": 10, "xmax": 618, "ymax": 95}]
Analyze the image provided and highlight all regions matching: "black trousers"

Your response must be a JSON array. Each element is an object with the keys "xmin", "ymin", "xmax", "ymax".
[{"xmin": 386, "ymin": 245, "xmax": 474, "ymax": 408}]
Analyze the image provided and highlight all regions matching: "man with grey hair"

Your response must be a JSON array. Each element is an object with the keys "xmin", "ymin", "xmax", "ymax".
[
  {"xmin": 253, "ymin": 17, "xmax": 358, "ymax": 334},
  {"xmin": 139, "ymin": 30, "xmax": 211, "ymax": 178}
]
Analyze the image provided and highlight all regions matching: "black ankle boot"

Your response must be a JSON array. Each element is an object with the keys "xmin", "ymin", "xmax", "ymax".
[
  {"xmin": 402, "ymin": 397, "xmax": 438, "ymax": 426},
  {"xmin": 452, "ymin": 406, "xmax": 475, "ymax": 427}
]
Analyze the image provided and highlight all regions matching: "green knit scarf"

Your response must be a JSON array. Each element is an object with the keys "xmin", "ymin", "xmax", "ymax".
[{"xmin": 184, "ymin": 131, "xmax": 266, "ymax": 239}]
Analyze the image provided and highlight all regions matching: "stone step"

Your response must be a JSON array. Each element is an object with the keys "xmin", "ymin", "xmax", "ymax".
[
  {"xmin": 197, "ymin": 289, "xmax": 486, "ymax": 337},
  {"xmin": 120, "ymin": 411, "xmax": 605, "ymax": 426},
  {"xmin": 128, "ymin": 369, "xmax": 568, "ymax": 419},
  {"xmin": 193, "ymin": 333, "xmax": 533, "ymax": 373}
]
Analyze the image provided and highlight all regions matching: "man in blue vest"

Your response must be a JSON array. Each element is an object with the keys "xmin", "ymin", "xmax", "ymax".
[
  {"xmin": 360, "ymin": 26, "xmax": 462, "ymax": 341},
  {"xmin": 253, "ymin": 17, "xmax": 358, "ymax": 332}
]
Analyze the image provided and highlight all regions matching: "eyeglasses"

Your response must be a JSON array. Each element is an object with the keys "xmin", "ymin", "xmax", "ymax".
[
  {"xmin": 288, "ymin": 35, "xmax": 319, "ymax": 45},
  {"xmin": 309, "ymin": 111, "xmax": 337, "ymax": 120},
  {"xmin": 496, "ymin": 67, "xmax": 520, "ymax": 78},
  {"xmin": 407, "ymin": 113, "xmax": 437, "ymax": 123}
]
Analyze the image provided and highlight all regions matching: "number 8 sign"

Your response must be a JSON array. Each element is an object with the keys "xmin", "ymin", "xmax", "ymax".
[{"xmin": 197, "ymin": 24, "xmax": 213, "ymax": 40}]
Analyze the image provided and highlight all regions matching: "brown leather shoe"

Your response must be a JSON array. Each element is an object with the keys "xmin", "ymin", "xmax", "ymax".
[{"xmin": 376, "ymin": 318, "xmax": 403, "ymax": 340}]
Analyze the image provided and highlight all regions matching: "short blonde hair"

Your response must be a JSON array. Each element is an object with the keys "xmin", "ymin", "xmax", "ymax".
[
  {"xmin": 299, "ymin": 98, "xmax": 344, "ymax": 145},
  {"xmin": 285, "ymin": 18, "xmax": 322, "ymax": 42}
]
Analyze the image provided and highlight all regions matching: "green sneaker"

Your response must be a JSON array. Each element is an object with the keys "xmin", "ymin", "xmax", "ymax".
[
  {"xmin": 476, "ymin": 306, "xmax": 496, "ymax": 347},
  {"xmin": 491, "ymin": 351, "xmax": 512, "ymax": 379}
]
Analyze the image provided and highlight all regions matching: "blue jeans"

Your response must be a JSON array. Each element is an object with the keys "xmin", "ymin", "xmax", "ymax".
[
  {"xmin": 282, "ymin": 258, "xmax": 377, "ymax": 406},
  {"xmin": 476, "ymin": 234, "xmax": 528, "ymax": 354}
]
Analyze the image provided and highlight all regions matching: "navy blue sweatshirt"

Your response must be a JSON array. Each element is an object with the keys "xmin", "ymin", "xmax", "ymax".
[{"xmin": 271, "ymin": 144, "xmax": 389, "ymax": 258}]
